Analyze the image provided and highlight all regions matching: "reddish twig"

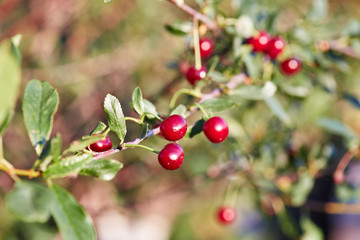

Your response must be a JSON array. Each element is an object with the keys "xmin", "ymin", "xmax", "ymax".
[{"xmin": 93, "ymin": 73, "xmax": 246, "ymax": 160}]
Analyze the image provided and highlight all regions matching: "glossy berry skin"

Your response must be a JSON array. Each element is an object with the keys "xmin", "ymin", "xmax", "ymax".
[
  {"xmin": 158, "ymin": 143, "xmax": 184, "ymax": 170},
  {"xmin": 199, "ymin": 37, "xmax": 214, "ymax": 58},
  {"xmin": 89, "ymin": 136, "xmax": 112, "ymax": 152},
  {"xmin": 217, "ymin": 206, "xmax": 236, "ymax": 225},
  {"xmin": 247, "ymin": 31, "xmax": 271, "ymax": 52},
  {"xmin": 279, "ymin": 58, "xmax": 302, "ymax": 76},
  {"xmin": 160, "ymin": 115, "xmax": 187, "ymax": 141},
  {"xmin": 265, "ymin": 36, "xmax": 285, "ymax": 59},
  {"xmin": 203, "ymin": 116, "xmax": 229, "ymax": 143},
  {"xmin": 186, "ymin": 66, "xmax": 207, "ymax": 85}
]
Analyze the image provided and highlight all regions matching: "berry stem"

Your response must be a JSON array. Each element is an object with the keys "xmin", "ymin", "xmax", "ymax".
[
  {"xmin": 169, "ymin": 88, "xmax": 202, "ymax": 110},
  {"xmin": 193, "ymin": 17, "xmax": 202, "ymax": 70},
  {"xmin": 194, "ymin": 102, "xmax": 209, "ymax": 119},
  {"xmin": 125, "ymin": 116, "xmax": 143, "ymax": 124},
  {"xmin": 124, "ymin": 143, "xmax": 160, "ymax": 154}
]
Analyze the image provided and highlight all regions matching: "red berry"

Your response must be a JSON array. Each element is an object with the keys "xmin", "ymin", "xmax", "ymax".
[
  {"xmin": 247, "ymin": 31, "xmax": 271, "ymax": 52},
  {"xmin": 265, "ymin": 36, "xmax": 285, "ymax": 59},
  {"xmin": 89, "ymin": 136, "xmax": 112, "ymax": 152},
  {"xmin": 280, "ymin": 58, "xmax": 302, "ymax": 76},
  {"xmin": 333, "ymin": 171, "xmax": 344, "ymax": 185},
  {"xmin": 160, "ymin": 115, "xmax": 187, "ymax": 141},
  {"xmin": 158, "ymin": 143, "xmax": 184, "ymax": 170},
  {"xmin": 217, "ymin": 206, "xmax": 236, "ymax": 225},
  {"xmin": 186, "ymin": 66, "xmax": 207, "ymax": 85},
  {"xmin": 199, "ymin": 37, "xmax": 214, "ymax": 58},
  {"xmin": 203, "ymin": 117, "xmax": 229, "ymax": 143}
]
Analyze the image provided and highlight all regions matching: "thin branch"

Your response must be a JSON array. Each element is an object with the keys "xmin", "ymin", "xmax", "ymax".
[
  {"xmin": 321, "ymin": 40, "xmax": 360, "ymax": 60},
  {"xmin": 168, "ymin": 0, "xmax": 219, "ymax": 33},
  {"xmin": 93, "ymin": 73, "xmax": 246, "ymax": 160}
]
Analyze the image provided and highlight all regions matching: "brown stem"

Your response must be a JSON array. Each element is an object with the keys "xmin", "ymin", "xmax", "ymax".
[
  {"xmin": 93, "ymin": 73, "xmax": 246, "ymax": 160},
  {"xmin": 168, "ymin": 0, "xmax": 219, "ymax": 33}
]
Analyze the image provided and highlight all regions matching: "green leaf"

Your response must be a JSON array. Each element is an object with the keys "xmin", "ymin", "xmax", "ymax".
[
  {"xmin": 104, "ymin": 0, "xmax": 111, "ymax": 2},
  {"xmin": 291, "ymin": 174, "xmax": 314, "ymax": 206},
  {"xmin": 307, "ymin": 0, "xmax": 328, "ymax": 21},
  {"xmin": 132, "ymin": 87, "xmax": 144, "ymax": 116},
  {"xmin": 264, "ymin": 96, "xmax": 291, "ymax": 125},
  {"xmin": 0, "ymin": 39, "xmax": 21, "ymax": 136},
  {"xmin": 79, "ymin": 159, "xmax": 123, "ymax": 181},
  {"xmin": 317, "ymin": 118, "xmax": 357, "ymax": 140},
  {"xmin": 140, "ymin": 123, "xmax": 149, "ymax": 141},
  {"xmin": 43, "ymin": 153, "xmax": 93, "ymax": 179},
  {"xmin": 230, "ymin": 81, "xmax": 277, "ymax": 100},
  {"xmin": 90, "ymin": 122, "xmax": 107, "ymax": 135},
  {"xmin": 143, "ymin": 99, "xmax": 159, "ymax": 119},
  {"xmin": 207, "ymin": 71, "xmax": 228, "ymax": 83},
  {"xmin": 165, "ymin": 21, "xmax": 193, "ymax": 36},
  {"xmin": 104, "ymin": 94, "xmax": 126, "ymax": 143},
  {"xmin": 189, "ymin": 119, "xmax": 205, "ymax": 138},
  {"xmin": 170, "ymin": 104, "xmax": 187, "ymax": 117},
  {"xmin": 64, "ymin": 132, "xmax": 108, "ymax": 154},
  {"xmin": 39, "ymin": 133, "xmax": 62, "ymax": 171},
  {"xmin": 300, "ymin": 216, "xmax": 324, "ymax": 240},
  {"xmin": 22, "ymin": 80, "xmax": 59, "ymax": 155},
  {"xmin": 10, "ymin": 34, "xmax": 22, "ymax": 64},
  {"xmin": 6, "ymin": 181, "xmax": 52, "ymax": 223},
  {"xmin": 200, "ymin": 98, "xmax": 236, "ymax": 114},
  {"xmin": 280, "ymin": 82, "xmax": 312, "ymax": 97},
  {"xmin": 50, "ymin": 185, "xmax": 96, "ymax": 240}
]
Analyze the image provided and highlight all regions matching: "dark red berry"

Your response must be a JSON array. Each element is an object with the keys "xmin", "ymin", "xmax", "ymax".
[
  {"xmin": 158, "ymin": 143, "xmax": 184, "ymax": 170},
  {"xmin": 279, "ymin": 58, "xmax": 302, "ymax": 76},
  {"xmin": 199, "ymin": 37, "xmax": 214, "ymax": 58},
  {"xmin": 217, "ymin": 206, "xmax": 236, "ymax": 225},
  {"xmin": 186, "ymin": 66, "xmax": 207, "ymax": 85},
  {"xmin": 265, "ymin": 36, "xmax": 285, "ymax": 59},
  {"xmin": 203, "ymin": 116, "xmax": 229, "ymax": 143},
  {"xmin": 247, "ymin": 31, "xmax": 271, "ymax": 52},
  {"xmin": 89, "ymin": 136, "xmax": 112, "ymax": 152},
  {"xmin": 160, "ymin": 115, "xmax": 187, "ymax": 141}
]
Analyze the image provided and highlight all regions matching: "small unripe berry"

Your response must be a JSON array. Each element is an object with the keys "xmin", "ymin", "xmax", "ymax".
[
  {"xmin": 217, "ymin": 206, "xmax": 236, "ymax": 225},
  {"xmin": 203, "ymin": 117, "xmax": 229, "ymax": 143},
  {"xmin": 199, "ymin": 37, "xmax": 214, "ymax": 58},
  {"xmin": 158, "ymin": 143, "xmax": 184, "ymax": 170},
  {"xmin": 160, "ymin": 115, "xmax": 187, "ymax": 141},
  {"xmin": 265, "ymin": 36, "xmax": 285, "ymax": 59},
  {"xmin": 247, "ymin": 31, "xmax": 271, "ymax": 52},
  {"xmin": 186, "ymin": 66, "xmax": 207, "ymax": 85},
  {"xmin": 89, "ymin": 136, "xmax": 112, "ymax": 152},
  {"xmin": 280, "ymin": 58, "xmax": 302, "ymax": 76}
]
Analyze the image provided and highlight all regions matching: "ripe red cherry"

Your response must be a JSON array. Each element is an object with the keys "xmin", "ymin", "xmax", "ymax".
[
  {"xmin": 89, "ymin": 136, "xmax": 112, "ymax": 152},
  {"xmin": 199, "ymin": 37, "xmax": 214, "ymax": 58},
  {"xmin": 217, "ymin": 206, "xmax": 236, "ymax": 225},
  {"xmin": 247, "ymin": 31, "xmax": 271, "ymax": 52},
  {"xmin": 186, "ymin": 66, "xmax": 207, "ymax": 85},
  {"xmin": 203, "ymin": 116, "xmax": 229, "ymax": 143},
  {"xmin": 160, "ymin": 115, "xmax": 187, "ymax": 141},
  {"xmin": 279, "ymin": 58, "xmax": 302, "ymax": 76},
  {"xmin": 265, "ymin": 36, "xmax": 285, "ymax": 59},
  {"xmin": 158, "ymin": 143, "xmax": 184, "ymax": 170}
]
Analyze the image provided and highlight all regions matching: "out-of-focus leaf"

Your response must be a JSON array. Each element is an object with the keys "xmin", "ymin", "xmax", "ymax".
[
  {"xmin": 0, "ymin": 39, "xmax": 21, "ymax": 136},
  {"xmin": 170, "ymin": 104, "xmax": 187, "ymax": 117},
  {"xmin": 230, "ymin": 81, "xmax": 277, "ymax": 100},
  {"xmin": 143, "ymin": 99, "xmax": 159, "ymax": 119},
  {"xmin": 64, "ymin": 133, "xmax": 108, "ymax": 154},
  {"xmin": 317, "ymin": 118, "xmax": 357, "ymax": 140},
  {"xmin": 79, "ymin": 159, "xmax": 123, "ymax": 181},
  {"xmin": 335, "ymin": 184, "xmax": 355, "ymax": 202},
  {"xmin": 22, "ymin": 80, "xmax": 59, "ymax": 155},
  {"xmin": 264, "ymin": 96, "xmax": 291, "ymax": 125},
  {"xmin": 351, "ymin": 39, "xmax": 360, "ymax": 55},
  {"xmin": 342, "ymin": 19, "xmax": 360, "ymax": 37},
  {"xmin": 200, "ymin": 98, "xmax": 236, "ymax": 114},
  {"xmin": 291, "ymin": 27, "xmax": 312, "ymax": 45},
  {"xmin": 208, "ymin": 71, "xmax": 228, "ymax": 83},
  {"xmin": 6, "ymin": 182, "xmax": 52, "ymax": 223},
  {"xmin": 291, "ymin": 174, "xmax": 314, "ymax": 206},
  {"xmin": 10, "ymin": 34, "xmax": 22, "ymax": 64},
  {"xmin": 104, "ymin": 94, "xmax": 126, "ymax": 143},
  {"xmin": 189, "ymin": 119, "xmax": 205, "ymax": 138},
  {"xmin": 50, "ymin": 185, "xmax": 96, "ymax": 240},
  {"xmin": 307, "ymin": 0, "xmax": 328, "ymax": 21},
  {"xmin": 343, "ymin": 93, "xmax": 360, "ymax": 108},
  {"xmin": 300, "ymin": 216, "xmax": 324, "ymax": 240},
  {"xmin": 43, "ymin": 153, "xmax": 93, "ymax": 178},
  {"xmin": 243, "ymin": 54, "xmax": 262, "ymax": 80},
  {"xmin": 165, "ymin": 21, "xmax": 193, "ymax": 36},
  {"xmin": 132, "ymin": 87, "xmax": 144, "ymax": 116},
  {"xmin": 90, "ymin": 122, "xmax": 107, "ymax": 135}
]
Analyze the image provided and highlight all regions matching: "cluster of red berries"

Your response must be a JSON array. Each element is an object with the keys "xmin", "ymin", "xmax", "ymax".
[
  {"xmin": 247, "ymin": 30, "xmax": 302, "ymax": 76},
  {"xmin": 185, "ymin": 37, "xmax": 214, "ymax": 85},
  {"xmin": 158, "ymin": 115, "xmax": 229, "ymax": 170}
]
